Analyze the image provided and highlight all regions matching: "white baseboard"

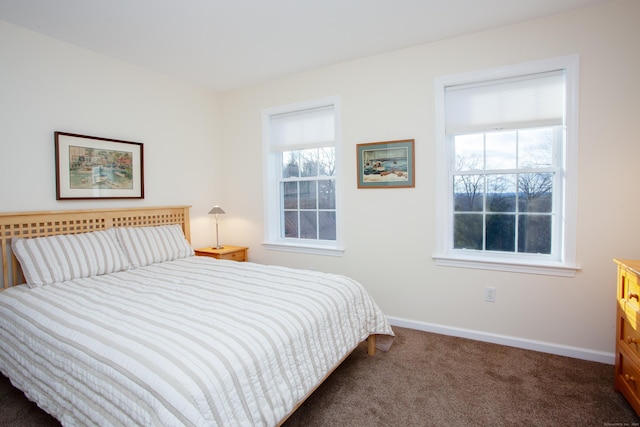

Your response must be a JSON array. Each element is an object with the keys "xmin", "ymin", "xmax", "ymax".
[{"xmin": 387, "ymin": 316, "xmax": 615, "ymax": 365}]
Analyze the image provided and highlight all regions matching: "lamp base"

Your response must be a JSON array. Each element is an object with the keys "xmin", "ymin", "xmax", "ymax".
[{"xmin": 212, "ymin": 245, "xmax": 224, "ymax": 250}]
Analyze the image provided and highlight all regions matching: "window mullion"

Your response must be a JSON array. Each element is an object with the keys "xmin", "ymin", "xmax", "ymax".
[
  {"xmin": 515, "ymin": 171, "xmax": 519, "ymax": 254},
  {"xmin": 482, "ymin": 174, "xmax": 487, "ymax": 251}
]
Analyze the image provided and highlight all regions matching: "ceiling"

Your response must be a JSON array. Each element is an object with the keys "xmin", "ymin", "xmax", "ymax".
[{"xmin": 0, "ymin": 0, "xmax": 610, "ymax": 92}]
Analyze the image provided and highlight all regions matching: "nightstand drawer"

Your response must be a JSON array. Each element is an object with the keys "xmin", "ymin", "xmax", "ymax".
[{"xmin": 217, "ymin": 251, "xmax": 246, "ymax": 262}]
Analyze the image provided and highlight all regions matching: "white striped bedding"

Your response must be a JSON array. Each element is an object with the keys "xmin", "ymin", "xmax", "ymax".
[{"xmin": 0, "ymin": 256, "xmax": 394, "ymax": 426}]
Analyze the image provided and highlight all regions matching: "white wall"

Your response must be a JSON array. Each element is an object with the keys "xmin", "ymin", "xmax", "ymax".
[
  {"xmin": 0, "ymin": 20, "xmax": 222, "ymax": 248},
  {"xmin": 219, "ymin": 0, "xmax": 640, "ymax": 362},
  {"xmin": 1, "ymin": 1, "xmax": 638, "ymax": 363}
]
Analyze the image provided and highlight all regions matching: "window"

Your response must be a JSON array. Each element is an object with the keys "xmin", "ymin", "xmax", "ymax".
[
  {"xmin": 434, "ymin": 56, "xmax": 579, "ymax": 276},
  {"xmin": 262, "ymin": 97, "xmax": 343, "ymax": 255}
]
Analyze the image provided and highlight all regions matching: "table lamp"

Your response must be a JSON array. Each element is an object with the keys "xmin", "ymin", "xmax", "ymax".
[{"xmin": 208, "ymin": 206, "xmax": 225, "ymax": 249}]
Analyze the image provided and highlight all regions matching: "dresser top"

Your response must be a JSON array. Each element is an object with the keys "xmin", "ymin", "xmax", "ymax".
[{"xmin": 614, "ymin": 259, "xmax": 640, "ymax": 275}]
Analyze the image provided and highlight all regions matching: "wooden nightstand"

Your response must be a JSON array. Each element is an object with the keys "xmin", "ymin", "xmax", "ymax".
[{"xmin": 194, "ymin": 246, "xmax": 248, "ymax": 262}]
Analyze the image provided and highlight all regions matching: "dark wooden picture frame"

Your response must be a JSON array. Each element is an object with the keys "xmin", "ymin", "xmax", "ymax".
[
  {"xmin": 357, "ymin": 139, "xmax": 415, "ymax": 188},
  {"xmin": 55, "ymin": 132, "xmax": 144, "ymax": 200}
]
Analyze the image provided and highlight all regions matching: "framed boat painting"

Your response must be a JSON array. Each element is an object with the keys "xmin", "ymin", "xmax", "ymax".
[
  {"xmin": 55, "ymin": 132, "xmax": 144, "ymax": 200},
  {"xmin": 357, "ymin": 139, "xmax": 415, "ymax": 188}
]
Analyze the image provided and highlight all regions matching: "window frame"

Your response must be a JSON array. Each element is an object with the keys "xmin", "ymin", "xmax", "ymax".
[
  {"xmin": 262, "ymin": 96, "xmax": 344, "ymax": 256},
  {"xmin": 433, "ymin": 56, "xmax": 580, "ymax": 277}
]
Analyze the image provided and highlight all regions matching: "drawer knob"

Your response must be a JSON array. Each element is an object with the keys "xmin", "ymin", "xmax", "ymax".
[
  {"xmin": 629, "ymin": 293, "xmax": 639, "ymax": 301},
  {"xmin": 628, "ymin": 337, "xmax": 639, "ymax": 344},
  {"xmin": 625, "ymin": 374, "xmax": 637, "ymax": 383}
]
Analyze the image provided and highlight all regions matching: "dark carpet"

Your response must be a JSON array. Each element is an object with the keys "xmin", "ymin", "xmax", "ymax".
[{"xmin": 1, "ymin": 327, "xmax": 637, "ymax": 426}]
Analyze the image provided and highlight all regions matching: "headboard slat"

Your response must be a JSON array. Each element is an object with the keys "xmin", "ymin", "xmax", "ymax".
[
  {"xmin": 1, "ymin": 239, "xmax": 8, "ymax": 288},
  {"xmin": 0, "ymin": 206, "xmax": 191, "ymax": 289}
]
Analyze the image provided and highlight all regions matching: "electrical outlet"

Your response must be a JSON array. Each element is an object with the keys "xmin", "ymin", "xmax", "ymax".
[{"xmin": 485, "ymin": 287, "xmax": 496, "ymax": 303}]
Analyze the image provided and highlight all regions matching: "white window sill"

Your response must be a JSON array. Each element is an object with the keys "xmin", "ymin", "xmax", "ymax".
[
  {"xmin": 433, "ymin": 254, "xmax": 580, "ymax": 277},
  {"xmin": 263, "ymin": 241, "xmax": 345, "ymax": 257}
]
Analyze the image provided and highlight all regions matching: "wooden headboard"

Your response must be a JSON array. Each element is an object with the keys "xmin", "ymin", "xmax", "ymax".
[{"xmin": 0, "ymin": 206, "xmax": 191, "ymax": 289}]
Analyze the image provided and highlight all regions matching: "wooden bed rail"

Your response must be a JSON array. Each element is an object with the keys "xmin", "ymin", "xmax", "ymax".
[{"xmin": 0, "ymin": 206, "xmax": 191, "ymax": 289}]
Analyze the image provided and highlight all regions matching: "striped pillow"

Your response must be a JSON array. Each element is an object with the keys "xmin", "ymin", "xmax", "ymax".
[
  {"xmin": 114, "ymin": 224, "xmax": 194, "ymax": 268},
  {"xmin": 12, "ymin": 229, "xmax": 131, "ymax": 288}
]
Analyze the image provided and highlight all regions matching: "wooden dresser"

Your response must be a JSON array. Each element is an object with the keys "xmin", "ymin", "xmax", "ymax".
[{"xmin": 614, "ymin": 259, "xmax": 640, "ymax": 415}]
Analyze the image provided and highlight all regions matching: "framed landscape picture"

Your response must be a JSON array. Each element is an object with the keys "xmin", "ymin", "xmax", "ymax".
[
  {"xmin": 55, "ymin": 132, "xmax": 144, "ymax": 200},
  {"xmin": 357, "ymin": 139, "xmax": 415, "ymax": 188}
]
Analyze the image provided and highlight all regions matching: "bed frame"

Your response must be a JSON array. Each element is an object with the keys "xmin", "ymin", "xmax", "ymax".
[
  {"xmin": 0, "ymin": 206, "xmax": 191, "ymax": 289},
  {"xmin": 0, "ymin": 205, "xmax": 380, "ymax": 424}
]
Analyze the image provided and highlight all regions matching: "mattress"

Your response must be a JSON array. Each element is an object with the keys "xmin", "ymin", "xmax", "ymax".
[{"xmin": 0, "ymin": 256, "xmax": 393, "ymax": 426}]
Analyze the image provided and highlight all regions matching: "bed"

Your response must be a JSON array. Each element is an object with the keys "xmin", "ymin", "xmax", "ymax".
[{"xmin": 0, "ymin": 206, "xmax": 394, "ymax": 426}]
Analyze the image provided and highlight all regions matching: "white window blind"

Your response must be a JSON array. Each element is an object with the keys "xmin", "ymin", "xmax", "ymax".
[
  {"xmin": 445, "ymin": 70, "xmax": 565, "ymax": 133},
  {"xmin": 270, "ymin": 105, "xmax": 335, "ymax": 151}
]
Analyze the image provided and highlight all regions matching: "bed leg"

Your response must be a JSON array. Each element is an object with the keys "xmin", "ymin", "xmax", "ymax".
[{"xmin": 367, "ymin": 335, "xmax": 377, "ymax": 356}]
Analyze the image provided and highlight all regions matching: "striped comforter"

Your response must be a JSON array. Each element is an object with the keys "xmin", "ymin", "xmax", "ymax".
[{"xmin": 0, "ymin": 256, "xmax": 393, "ymax": 426}]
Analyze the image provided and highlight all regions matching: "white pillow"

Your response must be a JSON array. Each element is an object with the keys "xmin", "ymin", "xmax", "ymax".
[
  {"xmin": 114, "ymin": 224, "xmax": 194, "ymax": 268},
  {"xmin": 12, "ymin": 229, "xmax": 131, "ymax": 288}
]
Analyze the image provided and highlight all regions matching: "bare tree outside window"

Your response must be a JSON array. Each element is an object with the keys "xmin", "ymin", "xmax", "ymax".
[
  {"xmin": 281, "ymin": 147, "xmax": 336, "ymax": 241},
  {"xmin": 452, "ymin": 129, "xmax": 556, "ymax": 254}
]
